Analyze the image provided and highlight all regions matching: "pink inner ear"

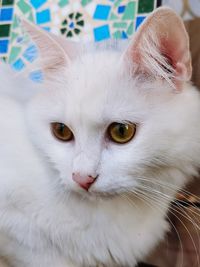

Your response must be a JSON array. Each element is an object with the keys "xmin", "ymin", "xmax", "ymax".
[
  {"xmin": 160, "ymin": 37, "xmax": 191, "ymax": 82},
  {"xmin": 124, "ymin": 7, "xmax": 192, "ymax": 88}
]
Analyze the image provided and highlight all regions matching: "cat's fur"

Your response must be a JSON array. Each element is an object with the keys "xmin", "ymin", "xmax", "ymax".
[{"xmin": 0, "ymin": 7, "xmax": 200, "ymax": 267}]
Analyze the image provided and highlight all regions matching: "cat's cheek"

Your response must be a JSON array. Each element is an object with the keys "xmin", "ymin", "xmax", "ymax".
[
  {"xmin": 57, "ymin": 164, "xmax": 85, "ymax": 192},
  {"xmin": 61, "ymin": 175, "xmax": 78, "ymax": 191}
]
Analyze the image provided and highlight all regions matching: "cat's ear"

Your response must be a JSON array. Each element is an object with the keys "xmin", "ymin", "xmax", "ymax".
[
  {"xmin": 124, "ymin": 7, "xmax": 192, "ymax": 89},
  {"xmin": 22, "ymin": 20, "xmax": 71, "ymax": 77}
]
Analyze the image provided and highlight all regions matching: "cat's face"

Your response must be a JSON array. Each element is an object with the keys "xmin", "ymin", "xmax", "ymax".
[
  {"xmin": 24, "ymin": 8, "xmax": 199, "ymax": 199},
  {"xmin": 26, "ymin": 53, "xmax": 142, "ymax": 195}
]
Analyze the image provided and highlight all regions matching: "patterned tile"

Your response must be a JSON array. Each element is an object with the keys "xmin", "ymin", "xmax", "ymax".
[
  {"xmin": 60, "ymin": 12, "xmax": 84, "ymax": 37},
  {"xmin": 0, "ymin": 0, "xmax": 160, "ymax": 80}
]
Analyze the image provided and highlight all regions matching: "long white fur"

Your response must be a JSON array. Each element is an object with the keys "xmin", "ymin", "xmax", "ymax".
[{"xmin": 0, "ymin": 7, "xmax": 200, "ymax": 267}]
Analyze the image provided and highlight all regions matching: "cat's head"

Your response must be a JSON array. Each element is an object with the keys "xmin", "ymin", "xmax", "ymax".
[{"xmin": 23, "ymin": 8, "xmax": 200, "ymax": 200}]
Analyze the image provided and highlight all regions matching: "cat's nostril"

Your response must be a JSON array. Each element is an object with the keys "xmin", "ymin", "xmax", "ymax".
[
  {"xmin": 88, "ymin": 174, "xmax": 99, "ymax": 179},
  {"xmin": 72, "ymin": 173, "xmax": 98, "ymax": 191}
]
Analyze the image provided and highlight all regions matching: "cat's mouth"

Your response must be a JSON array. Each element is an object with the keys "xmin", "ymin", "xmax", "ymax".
[
  {"xmin": 71, "ymin": 186, "xmax": 129, "ymax": 201},
  {"xmin": 89, "ymin": 190, "xmax": 119, "ymax": 199}
]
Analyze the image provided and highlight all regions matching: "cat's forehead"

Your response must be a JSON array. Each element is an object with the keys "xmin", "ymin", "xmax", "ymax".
[
  {"xmin": 62, "ymin": 52, "xmax": 138, "ymax": 122},
  {"xmin": 43, "ymin": 51, "xmax": 149, "ymax": 127},
  {"xmin": 68, "ymin": 52, "xmax": 121, "ymax": 89}
]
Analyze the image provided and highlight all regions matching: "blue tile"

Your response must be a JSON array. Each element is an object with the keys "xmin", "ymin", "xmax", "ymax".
[
  {"xmin": 118, "ymin": 5, "xmax": 125, "ymax": 14},
  {"xmin": 29, "ymin": 70, "xmax": 43, "ymax": 82},
  {"xmin": 0, "ymin": 39, "xmax": 9, "ymax": 53},
  {"xmin": 16, "ymin": 36, "xmax": 24, "ymax": 43},
  {"xmin": 94, "ymin": 25, "xmax": 110, "ymax": 42},
  {"xmin": 135, "ymin": 16, "xmax": 146, "ymax": 30},
  {"xmin": 30, "ymin": 0, "xmax": 47, "ymax": 9},
  {"xmin": 36, "ymin": 9, "xmax": 51, "ymax": 24},
  {"xmin": 23, "ymin": 44, "xmax": 38, "ymax": 62},
  {"xmin": 12, "ymin": 59, "xmax": 25, "ymax": 71},
  {"xmin": 0, "ymin": 8, "xmax": 13, "ymax": 21},
  {"xmin": 42, "ymin": 26, "xmax": 50, "ymax": 31},
  {"xmin": 69, "ymin": 22, "xmax": 74, "ymax": 29},
  {"xmin": 122, "ymin": 31, "xmax": 128, "ymax": 39},
  {"xmin": 93, "ymin": 5, "xmax": 111, "ymax": 20}
]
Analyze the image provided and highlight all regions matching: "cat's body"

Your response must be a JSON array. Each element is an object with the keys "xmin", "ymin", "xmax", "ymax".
[
  {"xmin": 0, "ymin": 56, "xmax": 170, "ymax": 267},
  {"xmin": 0, "ymin": 8, "xmax": 200, "ymax": 267}
]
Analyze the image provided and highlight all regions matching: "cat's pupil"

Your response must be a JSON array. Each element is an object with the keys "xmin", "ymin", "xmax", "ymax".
[
  {"xmin": 59, "ymin": 124, "xmax": 65, "ymax": 133},
  {"xmin": 118, "ymin": 124, "xmax": 126, "ymax": 137}
]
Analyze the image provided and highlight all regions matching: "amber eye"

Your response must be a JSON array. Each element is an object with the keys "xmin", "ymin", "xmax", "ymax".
[
  {"xmin": 108, "ymin": 122, "xmax": 136, "ymax": 144},
  {"xmin": 51, "ymin": 122, "xmax": 73, "ymax": 142}
]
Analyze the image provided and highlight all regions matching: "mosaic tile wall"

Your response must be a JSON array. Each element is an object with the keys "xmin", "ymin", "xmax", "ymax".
[{"xmin": 0, "ymin": 0, "xmax": 160, "ymax": 79}]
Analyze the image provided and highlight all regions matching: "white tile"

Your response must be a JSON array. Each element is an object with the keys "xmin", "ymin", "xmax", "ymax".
[
  {"xmin": 61, "ymin": 6, "xmax": 71, "ymax": 16},
  {"xmin": 81, "ymin": 33, "xmax": 92, "ymax": 42},
  {"xmin": 51, "ymin": 27, "xmax": 60, "ymax": 34},
  {"xmin": 53, "ymin": 15, "xmax": 61, "ymax": 25},
  {"xmin": 84, "ymin": 23, "xmax": 92, "ymax": 32},
  {"xmin": 85, "ymin": 2, "xmax": 96, "ymax": 16},
  {"xmin": 73, "ymin": 1, "xmax": 81, "ymax": 11},
  {"xmin": 51, "ymin": 4, "xmax": 59, "ymax": 13}
]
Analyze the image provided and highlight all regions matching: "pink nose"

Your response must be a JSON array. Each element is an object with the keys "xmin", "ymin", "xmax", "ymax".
[{"xmin": 72, "ymin": 173, "xmax": 97, "ymax": 191}]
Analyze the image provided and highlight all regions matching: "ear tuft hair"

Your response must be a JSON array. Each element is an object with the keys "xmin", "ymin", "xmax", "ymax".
[{"xmin": 124, "ymin": 7, "xmax": 192, "ymax": 89}]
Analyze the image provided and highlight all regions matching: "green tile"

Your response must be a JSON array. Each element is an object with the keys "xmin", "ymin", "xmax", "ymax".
[
  {"xmin": 1, "ymin": 57, "xmax": 7, "ymax": 62},
  {"xmin": 62, "ymin": 19, "xmax": 68, "ymax": 26},
  {"xmin": 2, "ymin": 0, "xmax": 15, "ymax": 5},
  {"xmin": 127, "ymin": 22, "xmax": 134, "ymax": 35},
  {"xmin": 60, "ymin": 28, "xmax": 67, "ymax": 34},
  {"xmin": 113, "ymin": 22, "xmax": 127, "ymax": 29},
  {"xmin": 0, "ymin": 24, "xmax": 11, "ymax": 37},
  {"xmin": 17, "ymin": 0, "xmax": 32, "ymax": 14},
  {"xmin": 69, "ymin": 13, "xmax": 74, "ymax": 19},
  {"xmin": 75, "ymin": 12, "xmax": 82, "ymax": 20},
  {"xmin": 109, "ymin": 12, "xmax": 119, "ymax": 20},
  {"xmin": 74, "ymin": 28, "xmax": 81, "ymax": 34},
  {"xmin": 77, "ymin": 20, "xmax": 84, "ymax": 26},
  {"xmin": 27, "ymin": 12, "xmax": 34, "ymax": 22},
  {"xmin": 12, "ymin": 16, "xmax": 19, "ymax": 29},
  {"xmin": 114, "ymin": 0, "xmax": 122, "ymax": 8},
  {"xmin": 81, "ymin": 0, "xmax": 92, "ymax": 7},
  {"xmin": 8, "ymin": 46, "xmax": 21, "ymax": 63},
  {"xmin": 11, "ymin": 31, "xmax": 18, "ymax": 42},
  {"xmin": 58, "ymin": 0, "xmax": 69, "ymax": 8},
  {"xmin": 67, "ymin": 31, "xmax": 73, "ymax": 37},
  {"xmin": 122, "ymin": 2, "xmax": 136, "ymax": 20},
  {"xmin": 138, "ymin": 0, "xmax": 155, "ymax": 14},
  {"xmin": 113, "ymin": 30, "xmax": 121, "ymax": 39}
]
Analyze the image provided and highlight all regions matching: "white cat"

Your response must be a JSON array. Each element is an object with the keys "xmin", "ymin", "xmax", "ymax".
[{"xmin": 0, "ymin": 7, "xmax": 200, "ymax": 267}]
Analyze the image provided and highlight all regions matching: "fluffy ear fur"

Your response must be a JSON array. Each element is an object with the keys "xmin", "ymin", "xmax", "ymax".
[
  {"xmin": 22, "ymin": 20, "xmax": 71, "ymax": 77},
  {"xmin": 124, "ymin": 7, "xmax": 192, "ymax": 89}
]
